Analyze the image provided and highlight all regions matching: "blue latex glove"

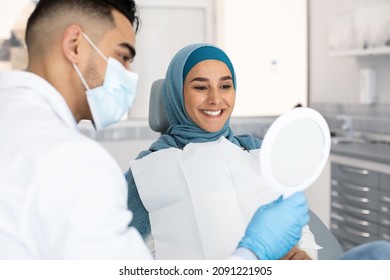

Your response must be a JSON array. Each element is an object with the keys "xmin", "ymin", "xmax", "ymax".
[{"xmin": 238, "ymin": 192, "xmax": 309, "ymax": 260}]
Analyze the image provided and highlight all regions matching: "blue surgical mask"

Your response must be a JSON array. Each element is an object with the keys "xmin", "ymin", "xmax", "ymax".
[{"xmin": 73, "ymin": 33, "xmax": 138, "ymax": 130}]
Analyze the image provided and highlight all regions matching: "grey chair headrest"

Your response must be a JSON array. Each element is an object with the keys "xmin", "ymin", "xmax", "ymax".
[{"xmin": 149, "ymin": 79, "xmax": 170, "ymax": 134}]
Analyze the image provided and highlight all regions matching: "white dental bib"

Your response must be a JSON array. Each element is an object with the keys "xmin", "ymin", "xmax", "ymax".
[{"xmin": 131, "ymin": 137, "xmax": 317, "ymax": 259}]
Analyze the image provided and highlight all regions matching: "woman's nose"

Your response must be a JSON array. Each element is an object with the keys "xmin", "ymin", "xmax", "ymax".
[{"xmin": 207, "ymin": 87, "xmax": 222, "ymax": 105}]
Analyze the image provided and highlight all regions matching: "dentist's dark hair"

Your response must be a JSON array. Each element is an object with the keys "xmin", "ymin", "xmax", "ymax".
[{"xmin": 25, "ymin": 0, "xmax": 140, "ymax": 52}]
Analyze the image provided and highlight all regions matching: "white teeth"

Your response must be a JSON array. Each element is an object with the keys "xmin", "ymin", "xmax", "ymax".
[{"xmin": 203, "ymin": 110, "xmax": 222, "ymax": 116}]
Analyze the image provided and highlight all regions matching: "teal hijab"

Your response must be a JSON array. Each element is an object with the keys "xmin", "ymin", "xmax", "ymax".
[{"xmin": 137, "ymin": 43, "xmax": 261, "ymax": 159}]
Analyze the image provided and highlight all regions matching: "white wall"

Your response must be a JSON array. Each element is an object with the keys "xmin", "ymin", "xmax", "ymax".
[
  {"xmin": 129, "ymin": 0, "xmax": 215, "ymax": 119},
  {"xmin": 310, "ymin": 0, "xmax": 390, "ymax": 104},
  {"xmin": 0, "ymin": 0, "xmax": 32, "ymax": 39},
  {"xmin": 217, "ymin": 0, "xmax": 308, "ymax": 117}
]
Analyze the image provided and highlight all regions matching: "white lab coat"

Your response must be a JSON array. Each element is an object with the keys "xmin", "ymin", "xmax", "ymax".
[{"xmin": 0, "ymin": 71, "xmax": 152, "ymax": 259}]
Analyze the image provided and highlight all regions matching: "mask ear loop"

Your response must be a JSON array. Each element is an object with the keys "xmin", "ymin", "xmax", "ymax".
[
  {"xmin": 72, "ymin": 63, "xmax": 91, "ymax": 91},
  {"xmin": 72, "ymin": 33, "xmax": 109, "ymax": 91},
  {"xmin": 82, "ymin": 33, "xmax": 108, "ymax": 63}
]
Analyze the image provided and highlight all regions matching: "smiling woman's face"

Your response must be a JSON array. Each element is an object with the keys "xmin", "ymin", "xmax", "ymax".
[{"xmin": 183, "ymin": 59, "xmax": 235, "ymax": 132}]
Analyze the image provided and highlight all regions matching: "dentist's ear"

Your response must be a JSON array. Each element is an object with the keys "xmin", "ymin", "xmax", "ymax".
[{"xmin": 62, "ymin": 25, "xmax": 84, "ymax": 64}]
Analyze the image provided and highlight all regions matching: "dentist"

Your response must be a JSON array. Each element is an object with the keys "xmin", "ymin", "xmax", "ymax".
[{"xmin": 0, "ymin": 0, "xmax": 308, "ymax": 260}]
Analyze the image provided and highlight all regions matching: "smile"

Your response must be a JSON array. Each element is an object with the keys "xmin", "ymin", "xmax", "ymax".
[{"xmin": 202, "ymin": 110, "xmax": 222, "ymax": 116}]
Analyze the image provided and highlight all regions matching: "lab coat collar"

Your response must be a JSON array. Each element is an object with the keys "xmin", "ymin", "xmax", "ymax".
[{"xmin": 0, "ymin": 70, "xmax": 79, "ymax": 131}]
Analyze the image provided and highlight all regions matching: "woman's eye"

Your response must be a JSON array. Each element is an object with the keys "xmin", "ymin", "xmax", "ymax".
[
  {"xmin": 194, "ymin": 85, "xmax": 208, "ymax": 91},
  {"xmin": 221, "ymin": 84, "xmax": 232, "ymax": 89}
]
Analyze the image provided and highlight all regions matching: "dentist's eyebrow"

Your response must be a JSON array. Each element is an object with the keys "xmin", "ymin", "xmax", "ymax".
[{"xmin": 119, "ymin": 42, "xmax": 136, "ymax": 59}]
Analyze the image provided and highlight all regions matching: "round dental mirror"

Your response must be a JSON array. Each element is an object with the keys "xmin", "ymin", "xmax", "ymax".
[{"xmin": 259, "ymin": 107, "xmax": 331, "ymax": 197}]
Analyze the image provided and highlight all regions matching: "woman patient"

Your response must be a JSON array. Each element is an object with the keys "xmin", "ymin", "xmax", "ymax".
[{"xmin": 126, "ymin": 43, "xmax": 318, "ymax": 260}]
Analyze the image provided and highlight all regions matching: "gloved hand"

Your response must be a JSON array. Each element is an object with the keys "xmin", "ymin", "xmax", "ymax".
[{"xmin": 238, "ymin": 192, "xmax": 309, "ymax": 260}]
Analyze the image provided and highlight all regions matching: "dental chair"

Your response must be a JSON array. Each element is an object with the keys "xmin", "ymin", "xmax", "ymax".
[
  {"xmin": 149, "ymin": 79, "xmax": 169, "ymax": 134},
  {"xmin": 148, "ymin": 79, "xmax": 344, "ymax": 260}
]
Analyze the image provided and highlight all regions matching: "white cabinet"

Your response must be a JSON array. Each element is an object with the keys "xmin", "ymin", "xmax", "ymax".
[
  {"xmin": 329, "ymin": 155, "xmax": 390, "ymax": 251},
  {"xmin": 328, "ymin": 3, "xmax": 390, "ymax": 58},
  {"xmin": 310, "ymin": 153, "xmax": 390, "ymax": 231},
  {"xmin": 329, "ymin": 47, "xmax": 390, "ymax": 58}
]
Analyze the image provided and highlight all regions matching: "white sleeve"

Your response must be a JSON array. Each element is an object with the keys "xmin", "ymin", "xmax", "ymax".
[
  {"xmin": 228, "ymin": 247, "xmax": 258, "ymax": 260},
  {"xmin": 297, "ymin": 225, "xmax": 320, "ymax": 260},
  {"xmin": 29, "ymin": 140, "xmax": 152, "ymax": 259}
]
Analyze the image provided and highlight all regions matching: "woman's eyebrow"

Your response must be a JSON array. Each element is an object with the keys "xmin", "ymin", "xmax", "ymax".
[
  {"xmin": 190, "ymin": 76, "xmax": 232, "ymax": 83},
  {"xmin": 190, "ymin": 76, "xmax": 233, "ymax": 83},
  {"xmin": 190, "ymin": 77, "xmax": 209, "ymax": 83},
  {"xmin": 220, "ymin": 76, "xmax": 232, "ymax": 81}
]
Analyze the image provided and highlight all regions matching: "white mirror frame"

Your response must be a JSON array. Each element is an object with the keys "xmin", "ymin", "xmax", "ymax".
[{"xmin": 259, "ymin": 107, "xmax": 331, "ymax": 197}]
